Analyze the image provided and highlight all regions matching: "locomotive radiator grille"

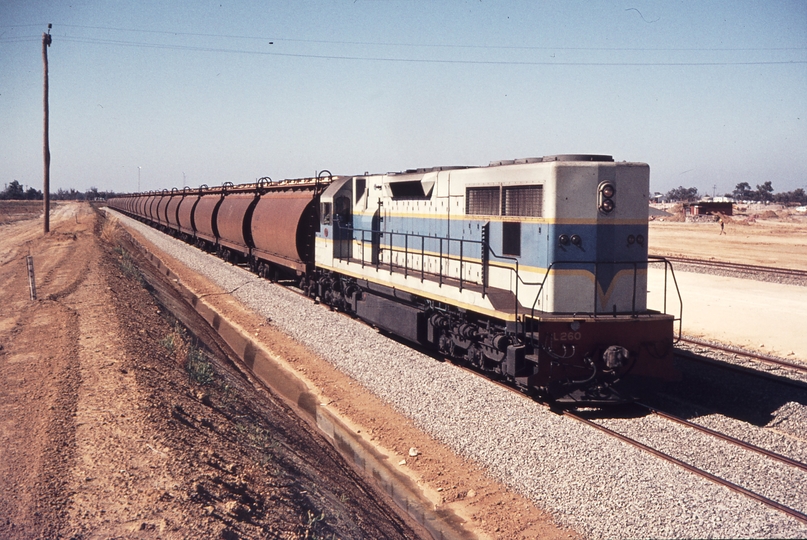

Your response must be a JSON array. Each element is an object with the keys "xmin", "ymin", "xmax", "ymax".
[
  {"xmin": 465, "ymin": 185, "xmax": 544, "ymax": 217},
  {"xmin": 503, "ymin": 185, "xmax": 543, "ymax": 217},
  {"xmin": 466, "ymin": 187, "xmax": 500, "ymax": 216}
]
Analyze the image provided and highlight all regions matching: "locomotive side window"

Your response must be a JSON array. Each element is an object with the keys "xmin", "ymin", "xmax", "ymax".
[
  {"xmin": 354, "ymin": 178, "xmax": 366, "ymax": 208},
  {"xmin": 502, "ymin": 185, "xmax": 543, "ymax": 217},
  {"xmin": 466, "ymin": 187, "xmax": 500, "ymax": 215},
  {"xmin": 321, "ymin": 202, "xmax": 332, "ymax": 225},
  {"xmin": 502, "ymin": 221, "xmax": 521, "ymax": 256}
]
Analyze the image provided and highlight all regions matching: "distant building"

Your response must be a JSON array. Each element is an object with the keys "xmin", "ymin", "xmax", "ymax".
[{"xmin": 683, "ymin": 200, "xmax": 734, "ymax": 217}]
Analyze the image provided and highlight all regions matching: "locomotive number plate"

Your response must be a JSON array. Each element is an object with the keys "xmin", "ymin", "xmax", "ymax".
[{"xmin": 553, "ymin": 332, "xmax": 583, "ymax": 341}]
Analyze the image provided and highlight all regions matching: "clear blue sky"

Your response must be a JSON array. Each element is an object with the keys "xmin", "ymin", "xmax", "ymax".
[{"xmin": 2, "ymin": 1, "xmax": 805, "ymax": 197}]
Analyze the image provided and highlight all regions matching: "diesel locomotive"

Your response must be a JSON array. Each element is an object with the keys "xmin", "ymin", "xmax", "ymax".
[{"xmin": 108, "ymin": 154, "xmax": 681, "ymax": 405}]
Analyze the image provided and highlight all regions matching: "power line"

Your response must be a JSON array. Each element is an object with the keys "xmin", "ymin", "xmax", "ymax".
[
  {"xmin": 5, "ymin": 23, "xmax": 807, "ymax": 52},
  {"xmin": 0, "ymin": 37, "xmax": 41, "ymax": 43},
  {"xmin": 53, "ymin": 35, "xmax": 807, "ymax": 66},
  {"xmin": 4, "ymin": 24, "xmax": 805, "ymax": 66}
]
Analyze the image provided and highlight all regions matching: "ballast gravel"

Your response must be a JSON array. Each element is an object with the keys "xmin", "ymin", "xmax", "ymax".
[{"xmin": 112, "ymin": 210, "xmax": 807, "ymax": 540}]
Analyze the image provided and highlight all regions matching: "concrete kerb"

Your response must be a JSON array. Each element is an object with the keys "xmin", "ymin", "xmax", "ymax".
[{"xmin": 131, "ymin": 238, "xmax": 473, "ymax": 540}]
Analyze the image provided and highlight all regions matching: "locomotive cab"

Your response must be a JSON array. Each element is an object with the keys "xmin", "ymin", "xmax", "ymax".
[{"xmin": 318, "ymin": 177, "xmax": 355, "ymax": 262}]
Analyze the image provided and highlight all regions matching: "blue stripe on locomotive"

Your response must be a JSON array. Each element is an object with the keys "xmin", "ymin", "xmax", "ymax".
[{"xmin": 349, "ymin": 212, "xmax": 647, "ymax": 294}]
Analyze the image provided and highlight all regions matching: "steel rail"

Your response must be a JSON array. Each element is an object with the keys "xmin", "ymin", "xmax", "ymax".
[
  {"xmin": 657, "ymin": 255, "xmax": 807, "ymax": 279},
  {"xmin": 563, "ymin": 410, "xmax": 807, "ymax": 525},
  {"xmin": 636, "ymin": 403, "xmax": 807, "ymax": 474},
  {"xmin": 449, "ymin": 362, "xmax": 807, "ymax": 525},
  {"xmin": 680, "ymin": 337, "xmax": 807, "ymax": 376}
]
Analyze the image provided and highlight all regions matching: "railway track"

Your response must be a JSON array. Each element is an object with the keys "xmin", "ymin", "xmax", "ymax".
[
  {"xmin": 680, "ymin": 336, "xmax": 807, "ymax": 375},
  {"xmin": 565, "ymin": 408, "xmax": 807, "ymax": 525},
  {"xmin": 451, "ymin": 360, "xmax": 807, "ymax": 526},
  {"xmin": 635, "ymin": 403, "xmax": 807, "ymax": 474},
  {"xmin": 658, "ymin": 255, "xmax": 807, "ymax": 280},
  {"xmin": 675, "ymin": 338, "xmax": 807, "ymax": 392},
  {"xmin": 227, "ymin": 248, "xmax": 807, "ymax": 526}
]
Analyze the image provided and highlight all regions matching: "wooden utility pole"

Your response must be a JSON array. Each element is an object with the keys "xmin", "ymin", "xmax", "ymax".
[{"xmin": 43, "ymin": 24, "xmax": 52, "ymax": 234}]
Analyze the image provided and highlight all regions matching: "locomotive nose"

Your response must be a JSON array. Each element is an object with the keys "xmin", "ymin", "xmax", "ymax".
[{"xmin": 602, "ymin": 345, "xmax": 630, "ymax": 370}]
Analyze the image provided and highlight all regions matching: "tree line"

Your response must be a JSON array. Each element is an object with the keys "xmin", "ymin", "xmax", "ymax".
[
  {"xmin": 5, "ymin": 177, "xmax": 806, "ymax": 205},
  {"xmin": 0, "ymin": 180, "xmax": 120, "ymax": 201},
  {"xmin": 664, "ymin": 182, "xmax": 806, "ymax": 204}
]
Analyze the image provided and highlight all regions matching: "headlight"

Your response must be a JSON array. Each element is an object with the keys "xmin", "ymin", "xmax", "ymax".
[{"xmin": 598, "ymin": 182, "xmax": 616, "ymax": 214}]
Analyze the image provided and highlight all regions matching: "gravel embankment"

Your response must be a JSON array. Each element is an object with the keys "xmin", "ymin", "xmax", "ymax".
[{"xmin": 111, "ymin": 210, "xmax": 807, "ymax": 539}]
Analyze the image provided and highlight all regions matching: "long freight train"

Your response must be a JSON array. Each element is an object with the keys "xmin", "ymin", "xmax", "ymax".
[{"xmin": 108, "ymin": 154, "xmax": 681, "ymax": 405}]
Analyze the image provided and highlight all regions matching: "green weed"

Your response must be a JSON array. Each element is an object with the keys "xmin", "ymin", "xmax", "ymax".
[
  {"xmin": 305, "ymin": 510, "xmax": 326, "ymax": 537},
  {"xmin": 114, "ymin": 245, "xmax": 144, "ymax": 286},
  {"xmin": 160, "ymin": 333, "xmax": 176, "ymax": 354},
  {"xmin": 186, "ymin": 347, "xmax": 215, "ymax": 386}
]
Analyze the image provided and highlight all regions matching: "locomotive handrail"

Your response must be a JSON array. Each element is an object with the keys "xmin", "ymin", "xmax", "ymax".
[
  {"xmin": 344, "ymin": 224, "xmax": 488, "ymax": 294},
  {"xmin": 336, "ymin": 224, "xmax": 681, "ymax": 342},
  {"xmin": 484, "ymin": 246, "xmax": 521, "ymax": 324},
  {"xmin": 344, "ymin": 223, "xmax": 531, "ymax": 323},
  {"xmin": 648, "ymin": 256, "xmax": 683, "ymax": 343},
  {"xmin": 316, "ymin": 170, "xmax": 333, "ymax": 196},
  {"xmin": 523, "ymin": 257, "xmax": 682, "ymax": 343}
]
